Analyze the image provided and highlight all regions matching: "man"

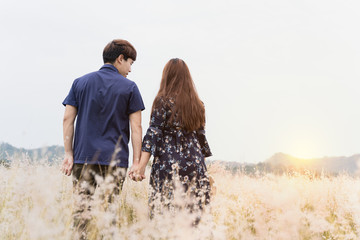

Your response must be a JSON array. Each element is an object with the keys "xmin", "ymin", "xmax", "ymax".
[{"xmin": 61, "ymin": 39, "xmax": 144, "ymax": 232}]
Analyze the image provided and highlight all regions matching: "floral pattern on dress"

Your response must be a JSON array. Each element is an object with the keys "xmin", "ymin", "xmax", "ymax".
[{"xmin": 142, "ymin": 98, "xmax": 212, "ymax": 215}]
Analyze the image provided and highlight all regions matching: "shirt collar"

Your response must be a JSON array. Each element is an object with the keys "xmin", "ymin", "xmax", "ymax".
[{"xmin": 100, "ymin": 64, "xmax": 119, "ymax": 73}]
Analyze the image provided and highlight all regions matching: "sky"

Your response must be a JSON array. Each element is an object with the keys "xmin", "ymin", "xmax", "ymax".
[{"xmin": 0, "ymin": 0, "xmax": 359, "ymax": 163}]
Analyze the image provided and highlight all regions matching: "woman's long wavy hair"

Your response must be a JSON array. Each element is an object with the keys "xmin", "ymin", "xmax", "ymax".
[{"xmin": 152, "ymin": 58, "xmax": 205, "ymax": 131}]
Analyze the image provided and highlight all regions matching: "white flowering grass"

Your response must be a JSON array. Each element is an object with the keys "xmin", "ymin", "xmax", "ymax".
[{"xmin": 0, "ymin": 159, "xmax": 360, "ymax": 239}]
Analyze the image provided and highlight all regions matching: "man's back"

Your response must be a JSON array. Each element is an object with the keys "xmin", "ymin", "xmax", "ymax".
[
  {"xmin": 61, "ymin": 39, "xmax": 144, "ymax": 237},
  {"xmin": 63, "ymin": 64, "xmax": 144, "ymax": 167}
]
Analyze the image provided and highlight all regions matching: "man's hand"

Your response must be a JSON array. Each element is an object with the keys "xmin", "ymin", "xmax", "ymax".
[
  {"xmin": 129, "ymin": 151, "xmax": 151, "ymax": 181},
  {"xmin": 61, "ymin": 153, "xmax": 74, "ymax": 176},
  {"xmin": 62, "ymin": 105, "xmax": 77, "ymax": 176},
  {"xmin": 129, "ymin": 163, "xmax": 146, "ymax": 181}
]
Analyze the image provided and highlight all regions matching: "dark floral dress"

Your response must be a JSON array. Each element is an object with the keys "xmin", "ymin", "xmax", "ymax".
[{"xmin": 142, "ymin": 98, "xmax": 212, "ymax": 215}]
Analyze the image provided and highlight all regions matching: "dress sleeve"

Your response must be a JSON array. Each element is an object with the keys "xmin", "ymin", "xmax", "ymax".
[
  {"xmin": 197, "ymin": 102, "xmax": 212, "ymax": 157},
  {"xmin": 197, "ymin": 127, "xmax": 212, "ymax": 158},
  {"xmin": 141, "ymin": 103, "xmax": 167, "ymax": 156}
]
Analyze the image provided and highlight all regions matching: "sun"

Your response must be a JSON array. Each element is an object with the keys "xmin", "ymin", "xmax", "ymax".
[{"xmin": 281, "ymin": 129, "xmax": 327, "ymax": 160}]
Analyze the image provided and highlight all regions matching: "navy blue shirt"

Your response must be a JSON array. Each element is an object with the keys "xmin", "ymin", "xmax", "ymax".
[{"xmin": 63, "ymin": 64, "xmax": 145, "ymax": 167}]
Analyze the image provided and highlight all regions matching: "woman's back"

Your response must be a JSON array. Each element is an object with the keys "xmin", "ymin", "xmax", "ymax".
[
  {"xmin": 153, "ymin": 58, "xmax": 205, "ymax": 132},
  {"xmin": 129, "ymin": 58, "xmax": 212, "ymax": 219}
]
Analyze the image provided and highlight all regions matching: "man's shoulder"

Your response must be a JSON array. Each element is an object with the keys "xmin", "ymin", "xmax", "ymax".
[
  {"xmin": 73, "ymin": 70, "xmax": 99, "ymax": 83},
  {"xmin": 115, "ymin": 76, "xmax": 138, "ymax": 89},
  {"xmin": 73, "ymin": 68, "xmax": 138, "ymax": 90},
  {"xmin": 124, "ymin": 78, "xmax": 137, "ymax": 87},
  {"xmin": 79, "ymin": 70, "xmax": 101, "ymax": 80}
]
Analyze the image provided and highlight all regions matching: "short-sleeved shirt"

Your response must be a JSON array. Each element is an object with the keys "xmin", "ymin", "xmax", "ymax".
[{"xmin": 62, "ymin": 64, "xmax": 145, "ymax": 167}]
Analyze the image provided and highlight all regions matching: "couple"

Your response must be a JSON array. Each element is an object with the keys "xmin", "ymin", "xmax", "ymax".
[{"xmin": 61, "ymin": 39, "xmax": 212, "ymax": 225}]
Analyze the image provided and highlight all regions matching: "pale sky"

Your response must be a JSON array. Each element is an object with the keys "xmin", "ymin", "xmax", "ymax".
[{"xmin": 0, "ymin": 0, "xmax": 359, "ymax": 163}]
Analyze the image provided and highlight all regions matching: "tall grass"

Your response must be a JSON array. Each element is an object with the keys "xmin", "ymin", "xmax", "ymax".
[{"xmin": 0, "ymin": 159, "xmax": 359, "ymax": 239}]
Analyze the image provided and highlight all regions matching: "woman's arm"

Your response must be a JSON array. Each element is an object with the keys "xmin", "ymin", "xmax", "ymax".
[{"xmin": 129, "ymin": 100, "xmax": 167, "ymax": 181}]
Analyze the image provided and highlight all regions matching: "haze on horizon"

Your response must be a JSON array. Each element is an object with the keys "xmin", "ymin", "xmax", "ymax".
[{"xmin": 0, "ymin": 0, "xmax": 359, "ymax": 163}]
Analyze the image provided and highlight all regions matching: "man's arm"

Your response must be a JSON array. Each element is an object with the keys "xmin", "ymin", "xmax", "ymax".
[
  {"xmin": 129, "ymin": 110, "xmax": 142, "ymax": 166},
  {"xmin": 61, "ymin": 105, "xmax": 77, "ymax": 176}
]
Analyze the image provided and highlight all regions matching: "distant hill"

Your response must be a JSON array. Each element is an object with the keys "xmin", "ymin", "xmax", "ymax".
[
  {"xmin": 209, "ymin": 152, "xmax": 360, "ymax": 176},
  {"xmin": 1, "ymin": 142, "xmax": 359, "ymax": 176},
  {"xmin": 264, "ymin": 152, "xmax": 360, "ymax": 175},
  {"xmin": 0, "ymin": 142, "xmax": 64, "ymax": 165}
]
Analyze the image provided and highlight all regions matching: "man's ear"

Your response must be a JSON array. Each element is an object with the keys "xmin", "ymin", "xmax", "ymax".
[{"xmin": 117, "ymin": 54, "xmax": 124, "ymax": 64}]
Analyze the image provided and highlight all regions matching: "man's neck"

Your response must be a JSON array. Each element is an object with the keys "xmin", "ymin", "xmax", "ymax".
[{"xmin": 104, "ymin": 63, "xmax": 120, "ymax": 73}]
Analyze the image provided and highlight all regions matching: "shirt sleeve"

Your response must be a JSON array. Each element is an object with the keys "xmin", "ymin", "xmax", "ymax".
[
  {"xmin": 62, "ymin": 81, "xmax": 78, "ymax": 107},
  {"xmin": 141, "ymin": 102, "xmax": 167, "ymax": 156},
  {"xmin": 127, "ymin": 83, "xmax": 145, "ymax": 114}
]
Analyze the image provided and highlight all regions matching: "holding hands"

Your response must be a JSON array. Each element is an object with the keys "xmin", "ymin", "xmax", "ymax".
[
  {"xmin": 129, "ymin": 151, "xmax": 151, "ymax": 182},
  {"xmin": 128, "ymin": 163, "xmax": 146, "ymax": 181}
]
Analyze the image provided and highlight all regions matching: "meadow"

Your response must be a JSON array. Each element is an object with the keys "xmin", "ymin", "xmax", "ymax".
[{"xmin": 1, "ymin": 159, "xmax": 360, "ymax": 240}]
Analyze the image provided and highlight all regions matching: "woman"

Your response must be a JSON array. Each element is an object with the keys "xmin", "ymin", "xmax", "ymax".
[{"xmin": 129, "ymin": 58, "xmax": 212, "ymax": 216}]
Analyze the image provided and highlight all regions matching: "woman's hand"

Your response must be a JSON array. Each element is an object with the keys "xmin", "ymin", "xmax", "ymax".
[
  {"xmin": 129, "ymin": 164, "xmax": 146, "ymax": 181},
  {"xmin": 129, "ymin": 151, "xmax": 151, "ymax": 181}
]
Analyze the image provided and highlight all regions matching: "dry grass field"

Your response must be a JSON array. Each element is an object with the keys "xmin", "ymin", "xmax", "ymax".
[{"xmin": 1, "ymin": 159, "xmax": 360, "ymax": 240}]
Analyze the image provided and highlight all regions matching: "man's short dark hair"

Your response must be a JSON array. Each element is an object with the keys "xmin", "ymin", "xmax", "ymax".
[{"xmin": 103, "ymin": 39, "xmax": 137, "ymax": 63}]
